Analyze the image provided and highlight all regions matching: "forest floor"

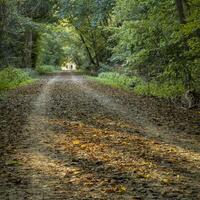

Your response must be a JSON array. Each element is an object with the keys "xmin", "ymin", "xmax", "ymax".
[{"xmin": 0, "ymin": 72, "xmax": 200, "ymax": 200}]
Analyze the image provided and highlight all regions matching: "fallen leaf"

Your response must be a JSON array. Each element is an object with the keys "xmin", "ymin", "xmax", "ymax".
[
  {"xmin": 72, "ymin": 140, "xmax": 81, "ymax": 145},
  {"xmin": 118, "ymin": 185, "xmax": 127, "ymax": 193}
]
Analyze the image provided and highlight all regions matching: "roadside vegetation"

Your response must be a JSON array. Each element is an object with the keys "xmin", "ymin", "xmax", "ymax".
[
  {"xmin": 90, "ymin": 72, "xmax": 185, "ymax": 99},
  {"xmin": 36, "ymin": 65, "xmax": 59, "ymax": 75},
  {"xmin": 0, "ymin": 65, "xmax": 59, "ymax": 92},
  {"xmin": 89, "ymin": 72, "xmax": 140, "ymax": 90},
  {"xmin": 0, "ymin": 67, "xmax": 34, "ymax": 91}
]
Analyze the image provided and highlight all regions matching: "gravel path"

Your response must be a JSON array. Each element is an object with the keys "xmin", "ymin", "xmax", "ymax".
[{"xmin": 0, "ymin": 72, "xmax": 200, "ymax": 200}]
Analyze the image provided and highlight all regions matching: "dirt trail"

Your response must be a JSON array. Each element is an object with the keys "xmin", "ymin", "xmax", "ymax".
[{"xmin": 0, "ymin": 72, "xmax": 200, "ymax": 200}]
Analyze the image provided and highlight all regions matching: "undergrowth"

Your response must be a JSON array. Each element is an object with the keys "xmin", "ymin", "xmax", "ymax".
[
  {"xmin": 89, "ymin": 72, "xmax": 185, "ymax": 98},
  {"xmin": 90, "ymin": 72, "xmax": 141, "ymax": 90},
  {"xmin": 134, "ymin": 82, "xmax": 184, "ymax": 98},
  {"xmin": 36, "ymin": 65, "xmax": 58, "ymax": 75},
  {"xmin": 0, "ymin": 67, "xmax": 34, "ymax": 91}
]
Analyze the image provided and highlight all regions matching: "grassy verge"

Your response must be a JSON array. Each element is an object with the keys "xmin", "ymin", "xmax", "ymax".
[
  {"xmin": 87, "ymin": 72, "xmax": 140, "ymax": 90},
  {"xmin": 134, "ymin": 82, "xmax": 184, "ymax": 98},
  {"xmin": 0, "ymin": 67, "xmax": 36, "ymax": 91},
  {"xmin": 87, "ymin": 72, "xmax": 185, "ymax": 99}
]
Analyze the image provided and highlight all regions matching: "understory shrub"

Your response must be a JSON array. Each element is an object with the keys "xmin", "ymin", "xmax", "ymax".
[
  {"xmin": 94, "ymin": 72, "xmax": 185, "ymax": 98},
  {"xmin": 22, "ymin": 68, "xmax": 39, "ymax": 78},
  {"xmin": 36, "ymin": 65, "xmax": 57, "ymax": 75},
  {"xmin": 97, "ymin": 72, "xmax": 141, "ymax": 89},
  {"xmin": 0, "ymin": 67, "xmax": 33, "ymax": 91},
  {"xmin": 134, "ymin": 82, "xmax": 185, "ymax": 98}
]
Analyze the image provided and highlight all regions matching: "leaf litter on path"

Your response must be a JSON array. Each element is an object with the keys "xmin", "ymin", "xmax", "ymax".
[{"xmin": 0, "ymin": 72, "xmax": 199, "ymax": 200}]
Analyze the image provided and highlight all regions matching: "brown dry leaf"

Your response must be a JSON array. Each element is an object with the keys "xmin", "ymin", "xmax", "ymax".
[{"xmin": 105, "ymin": 187, "xmax": 117, "ymax": 193}]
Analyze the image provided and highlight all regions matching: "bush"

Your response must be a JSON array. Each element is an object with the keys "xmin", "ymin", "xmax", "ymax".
[
  {"xmin": 92, "ymin": 72, "xmax": 185, "ymax": 98},
  {"xmin": 36, "ymin": 65, "xmax": 57, "ymax": 75},
  {"xmin": 97, "ymin": 63, "xmax": 112, "ymax": 74},
  {"xmin": 0, "ymin": 67, "xmax": 33, "ymax": 91},
  {"xmin": 97, "ymin": 72, "xmax": 141, "ymax": 89},
  {"xmin": 134, "ymin": 82, "xmax": 185, "ymax": 98},
  {"xmin": 22, "ymin": 68, "xmax": 39, "ymax": 78}
]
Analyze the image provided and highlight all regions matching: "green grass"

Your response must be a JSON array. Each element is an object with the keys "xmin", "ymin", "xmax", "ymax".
[
  {"xmin": 134, "ymin": 82, "xmax": 184, "ymax": 98},
  {"xmin": 88, "ymin": 72, "xmax": 141, "ymax": 90},
  {"xmin": 36, "ymin": 65, "xmax": 59, "ymax": 75},
  {"xmin": 88, "ymin": 72, "xmax": 185, "ymax": 98},
  {"xmin": 0, "ymin": 67, "xmax": 35, "ymax": 91}
]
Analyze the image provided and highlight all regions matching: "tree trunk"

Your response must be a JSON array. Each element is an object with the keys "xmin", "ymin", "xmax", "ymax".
[
  {"xmin": 74, "ymin": 56, "xmax": 81, "ymax": 67},
  {"xmin": 24, "ymin": 30, "xmax": 33, "ymax": 68},
  {"xmin": 175, "ymin": 0, "xmax": 193, "ymax": 89},
  {"xmin": 91, "ymin": 32, "xmax": 100, "ymax": 71},
  {"xmin": 175, "ymin": 0, "xmax": 186, "ymax": 24},
  {"xmin": 94, "ymin": 51, "xmax": 100, "ymax": 71},
  {"xmin": 31, "ymin": 32, "xmax": 39, "ymax": 68},
  {"xmin": 79, "ymin": 33, "xmax": 96, "ymax": 66}
]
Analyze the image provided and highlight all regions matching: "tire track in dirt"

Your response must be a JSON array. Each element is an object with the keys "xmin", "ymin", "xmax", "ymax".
[{"xmin": 2, "ymin": 76, "xmax": 69, "ymax": 199}]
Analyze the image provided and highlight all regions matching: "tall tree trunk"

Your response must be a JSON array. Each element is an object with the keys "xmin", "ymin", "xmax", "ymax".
[
  {"xmin": 24, "ymin": 30, "xmax": 33, "ymax": 68},
  {"xmin": 74, "ymin": 56, "xmax": 81, "ymax": 67},
  {"xmin": 94, "ymin": 51, "xmax": 100, "ymax": 71},
  {"xmin": 175, "ymin": 0, "xmax": 186, "ymax": 24},
  {"xmin": 31, "ymin": 32, "xmax": 39, "ymax": 68},
  {"xmin": 91, "ymin": 32, "xmax": 100, "ymax": 71},
  {"xmin": 175, "ymin": 0, "xmax": 193, "ymax": 89},
  {"xmin": 79, "ymin": 33, "xmax": 96, "ymax": 66}
]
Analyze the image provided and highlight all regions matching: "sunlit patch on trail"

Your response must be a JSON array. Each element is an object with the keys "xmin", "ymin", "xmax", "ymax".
[{"xmin": 47, "ymin": 119, "xmax": 200, "ymax": 197}]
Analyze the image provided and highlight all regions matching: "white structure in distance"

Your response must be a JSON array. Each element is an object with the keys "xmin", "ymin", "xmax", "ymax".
[{"xmin": 61, "ymin": 62, "xmax": 77, "ymax": 71}]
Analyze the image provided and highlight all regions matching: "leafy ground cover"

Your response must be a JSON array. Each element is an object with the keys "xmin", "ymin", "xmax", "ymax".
[
  {"xmin": 89, "ymin": 72, "xmax": 185, "ymax": 99},
  {"xmin": 0, "ymin": 67, "xmax": 35, "ymax": 91}
]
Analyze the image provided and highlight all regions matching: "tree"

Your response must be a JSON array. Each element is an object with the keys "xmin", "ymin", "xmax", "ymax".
[
  {"xmin": 57, "ymin": 0, "xmax": 115, "ymax": 72},
  {"xmin": 175, "ymin": 0, "xmax": 186, "ymax": 24},
  {"xmin": 112, "ymin": 0, "xmax": 200, "ymax": 90}
]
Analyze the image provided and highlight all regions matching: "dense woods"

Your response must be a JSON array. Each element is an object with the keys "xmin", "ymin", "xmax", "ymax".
[{"xmin": 0, "ymin": 0, "xmax": 200, "ymax": 98}]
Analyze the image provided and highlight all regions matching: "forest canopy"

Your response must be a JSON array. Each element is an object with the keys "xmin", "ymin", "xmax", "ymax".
[{"xmin": 0, "ymin": 0, "xmax": 200, "ymax": 96}]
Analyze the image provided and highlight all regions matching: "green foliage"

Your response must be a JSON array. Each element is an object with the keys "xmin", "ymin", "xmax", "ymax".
[
  {"xmin": 22, "ymin": 68, "xmax": 39, "ymax": 78},
  {"xmin": 91, "ymin": 72, "xmax": 185, "ymax": 98},
  {"xmin": 112, "ymin": 0, "xmax": 200, "ymax": 91},
  {"xmin": 134, "ymin": 82, "xmax": 185, "ymax": 98},
  {"xmin": 57, "ymin": 0, "xmax": 115, "ymax": 71},
  {"xmin": 0, "ymin": 0, "xmax": 57, "ymax": 69},
  {"xmin": 97, "ymin": 63, "xmax": 112, "ymax": 73},
  {"xmin": 36, "ymin": 65, "xmax": 57, "ymax": 75},
  {"xmin": 36, "ymin": 27, "xmax": 69, "ymax": 67},
  {"xmin": 0, "ymin": 67, "xmax": 33, "ymax": 91},
  {"xmin": 94, "ymin": 72, "xmax": 141, "ymax": 90}
]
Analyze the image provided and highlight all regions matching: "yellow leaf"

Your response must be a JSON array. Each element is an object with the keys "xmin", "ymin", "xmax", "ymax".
[
  {"xmin": 73, "ymin": 140, "xmax": 81, "ymax": 145},
  {"xmin": 81, "ymin": 144, "xmax": 87, "ymax": 149},
  {"xmin": 162, "ymin": 178, "xmax": 170, "ymax": 184},
  {"xmin": 122, "ymin": 141, "xmax": 127, "ymax": 145},
  {"xmin": 118, "ymin": 185, "xmax": 127, "ymax": 193},
  {"xmin": 73, "ymin": 171, "xmax": 80, "ymax": 175}
]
